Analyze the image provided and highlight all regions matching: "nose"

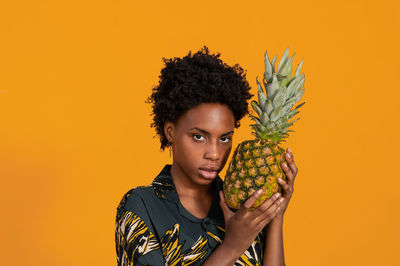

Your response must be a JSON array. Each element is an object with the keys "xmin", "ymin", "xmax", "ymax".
[{"xmin": 204, "ymin": 140, "xmax": 220, "ymax": 161}]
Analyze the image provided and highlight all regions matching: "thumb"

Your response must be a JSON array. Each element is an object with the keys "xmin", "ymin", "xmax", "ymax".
[{"xmin": 219, "ymin": 190, "xmax": 234, "ymax": 220}]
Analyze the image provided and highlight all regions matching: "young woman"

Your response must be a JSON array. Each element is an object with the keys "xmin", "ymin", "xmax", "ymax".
[{"xmin": 115, "ymin": 46, "xmax": 298, "ymax": 266}]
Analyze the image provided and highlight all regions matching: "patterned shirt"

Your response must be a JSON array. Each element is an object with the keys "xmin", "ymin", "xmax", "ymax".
[{"xmin": 115, "ymin": 164, "xmax": 266, "ymax": 265}]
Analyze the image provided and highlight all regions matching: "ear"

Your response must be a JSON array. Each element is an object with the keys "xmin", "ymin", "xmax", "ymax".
[{"xmin": 163, "ymin": 121, "xmax": 175, "ymax": 144}]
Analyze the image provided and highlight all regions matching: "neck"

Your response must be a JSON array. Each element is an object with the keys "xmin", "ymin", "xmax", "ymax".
[{"xmin": 170, "ymin": 163, "xmax": 213, "ymax": 199}]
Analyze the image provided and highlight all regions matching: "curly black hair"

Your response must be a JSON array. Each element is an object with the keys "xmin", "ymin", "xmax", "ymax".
[{"xmin": 146, "ymin": 45, "xmax": 253, "ymax": 150}]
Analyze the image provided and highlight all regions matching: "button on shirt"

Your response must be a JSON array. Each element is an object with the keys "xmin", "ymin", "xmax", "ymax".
[{"xmin": 115, "ymin": 164, "xmax": 266, "ymax": 265}]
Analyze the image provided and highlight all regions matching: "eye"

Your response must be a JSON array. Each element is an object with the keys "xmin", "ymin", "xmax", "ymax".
[
  {"xmin": 193, "ymin": 134, "xmax": 205, "ymax": 142},
  {"xmin": 220, "ymin": 137, "xmax": 231, "ymax": 143}
]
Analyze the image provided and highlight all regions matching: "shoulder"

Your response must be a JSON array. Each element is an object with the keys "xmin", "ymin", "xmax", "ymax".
[
  {"xmin": 116, "ymin": 185, "xmax": 156, "ymax": 216},
  {"xmin": 115, "ymin": 186, "xmax": 164, "ymax": 265}
]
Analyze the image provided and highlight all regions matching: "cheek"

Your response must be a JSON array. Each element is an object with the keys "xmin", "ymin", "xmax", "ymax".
[
  {"xmin": 221, "ymin": 145, "xmax": 232, "ymax": 163},
  {"xmin": 175, "ymin": 138, "xmax": 202, "ymax": 161}
]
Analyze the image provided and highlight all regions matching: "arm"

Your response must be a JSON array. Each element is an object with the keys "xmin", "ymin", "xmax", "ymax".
[
  {"xmin": 263, "ymin": 217, "xmax": 285, "ymax": 266},
  {"xmin": 203, "ymin": 190, "xmax": 284, "ymax": 266},
  {"xmin": 115, "ymin": 209, "xmax": 164, "ymax": 265},
  {"xmin": 115, "ymin": 192, "xmax": 165, "ymax": 266},
  {"xmin": 263, "ymin": 147, "xmax": 298, "ymax": 266},
  {"xmin": 201, "ymin": 241, "xmax": 241, "ymax": 266}
]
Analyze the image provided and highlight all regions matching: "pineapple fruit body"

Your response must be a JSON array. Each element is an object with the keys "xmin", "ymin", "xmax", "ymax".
[
  {"xmin": 223, "ymin": 47, "xmax": 305, "ymax": 211},
  {"xmin": 223, "ymin": 139, "xmax": 285, "ymax": 210}
]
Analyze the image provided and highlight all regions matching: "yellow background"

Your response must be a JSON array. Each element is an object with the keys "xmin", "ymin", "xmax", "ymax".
[{"xmin": 1, "ymin": 0, "xmax": 399, "ymax": 265}]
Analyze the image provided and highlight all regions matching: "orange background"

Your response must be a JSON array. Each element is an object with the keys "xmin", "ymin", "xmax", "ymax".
[{"xmin": 1, "ymin": 0, "xmax": 399, "ymax": 265}]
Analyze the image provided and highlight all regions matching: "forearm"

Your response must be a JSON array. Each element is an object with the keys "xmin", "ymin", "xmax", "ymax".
[
  {"xmin": 263, "ymin": 217, "xmax": 285, "ymax": 266},
  {"xmin": 202, "ymin": 242, "xmax": 240, "ymax": 266}
]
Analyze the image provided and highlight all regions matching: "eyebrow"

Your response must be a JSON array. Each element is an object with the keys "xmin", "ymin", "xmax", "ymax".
[{"xmin": 190, "ymin": 127, "xmax": 234, "ymax": 137}]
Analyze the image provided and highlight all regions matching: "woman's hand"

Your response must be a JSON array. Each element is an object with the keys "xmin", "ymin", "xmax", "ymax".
[
  {"xmin": 219, "ymin": 189, "xmax": 283, "ymax": 258},
  {"xmin": 276, "ymin": 147, "xmax": 298, "ymax": 219}
]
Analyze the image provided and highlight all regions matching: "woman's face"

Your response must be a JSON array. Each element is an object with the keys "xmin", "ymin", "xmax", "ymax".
[{"xmin": 164, "ymin": 103, "xmax": 235, "ymax": 186}]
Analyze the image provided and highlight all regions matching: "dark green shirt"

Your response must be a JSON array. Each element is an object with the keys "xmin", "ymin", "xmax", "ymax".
[{"xmin": 115, "ymin": 164, "xmax": 266, "ymax": 265}]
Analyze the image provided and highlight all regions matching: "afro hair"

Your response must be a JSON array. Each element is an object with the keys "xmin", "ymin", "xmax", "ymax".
[{"xmin": 147, "ymin": 45, "xmax": 253, "ymax": 150}]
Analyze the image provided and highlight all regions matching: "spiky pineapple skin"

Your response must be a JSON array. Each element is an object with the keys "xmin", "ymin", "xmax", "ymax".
[{"xmin": 223, "ymin": 139, "xmax": 286, "ymax": 210}]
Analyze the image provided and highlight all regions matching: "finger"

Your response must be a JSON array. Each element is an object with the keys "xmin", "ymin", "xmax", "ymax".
[
  {"xmin": 277, "ymin": 177, "xmax": 292, "ymax": 194},
  {"xmin": 219, "ymin": 191, "xmax": 234, "ymax": 219},
  {"xmin": 252, "ymin": 192, "xmax": 281, "ymax": 216},
  {"xmin": 237, "ymin": 189, "xmax": 263, "ymax": 215},
  {"xmin": 256, "ymin": 206, "xmax": 281, "ymax": 229},
  {"xmin": 281, "ymin": 162, "xmax": 295, "ymax": 187},
  {"xmin": 285, "ymin": 148, "xmax": 298, "ymax": 177},
  {"xmin": 254, "ymin": 196, "xmax": 283, "ymax": 225}
]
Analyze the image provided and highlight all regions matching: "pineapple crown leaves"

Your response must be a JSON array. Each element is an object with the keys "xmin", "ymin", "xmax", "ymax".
[{"xmin": 250, "ymin": 47, "xmax": 305, "ymax": 143}]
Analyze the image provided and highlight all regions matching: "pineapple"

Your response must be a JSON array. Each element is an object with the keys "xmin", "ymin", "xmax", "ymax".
[{"xmin": 223, "ymin": 47, "xmax": 305, "ymax": 210}]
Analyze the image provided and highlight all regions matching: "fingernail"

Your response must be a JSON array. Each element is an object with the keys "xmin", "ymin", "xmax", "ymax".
[
  {"xmin": 288, "ymin": 147, "xmax": 292, "ymax": 153},
  {"xmin": 257, "ymin": 189, "xmax": 263, "ymax": 195},
  {"xmin": 282, "ymin": 163, "xmax": 287, "ymax": 168},
  {"xmin": 275, "ymin": 193, "xmax": 281, "ymax": 198},
  {"xmin": 277, "ymin": 178, "xmax": 282, "ymax": 182},
  {"xmin": 280, "ymin": 198, "xmax": 284, "ymax": 203}
]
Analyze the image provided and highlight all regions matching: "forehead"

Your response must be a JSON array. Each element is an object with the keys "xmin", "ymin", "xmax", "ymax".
[{"xmin": 176, "ymin": 103, "xmax": 235, "ymax": 132}]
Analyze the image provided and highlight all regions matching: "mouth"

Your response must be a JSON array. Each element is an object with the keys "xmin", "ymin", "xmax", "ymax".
[{"xmin": 198, "ymin": 167, "xmax": 220, "ymax": 179}]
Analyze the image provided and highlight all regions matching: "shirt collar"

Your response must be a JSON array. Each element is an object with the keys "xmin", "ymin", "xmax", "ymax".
[
  {"xmin": 152, "ymin": 164, "xmax": 225, "ymax": 226},
  {"xmin": 151, "ymin": 164, "xmax": 179, "ymax": 202}
]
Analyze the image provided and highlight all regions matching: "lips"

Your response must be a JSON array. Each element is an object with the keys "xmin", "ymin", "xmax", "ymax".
[{"xmin": 198, "ymin": 167, "xmax": 220, "ymax": 179}]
